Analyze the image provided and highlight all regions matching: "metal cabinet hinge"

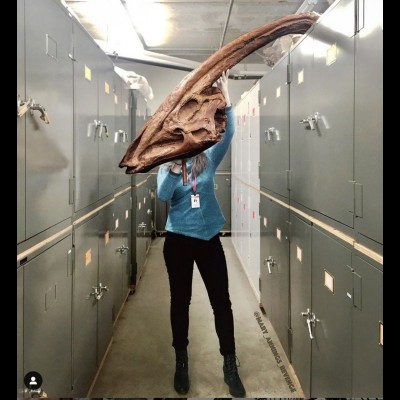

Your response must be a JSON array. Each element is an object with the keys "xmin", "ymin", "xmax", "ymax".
[
  {"xmin": 69, "ymin": 178, "xmax": 75, "ymax": 205},
  {"xmin": 287, "ymin": 63, "xmax": 292, "ymax": 84},
  {"xmin": 286, "ymin": 170, "xmax": 291, "ymax": 191}
]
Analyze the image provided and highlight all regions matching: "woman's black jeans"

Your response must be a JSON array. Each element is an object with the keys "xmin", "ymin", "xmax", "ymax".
[{"xmin": 163, "ymin": 231, "xmax": 236, "ymax": 356}]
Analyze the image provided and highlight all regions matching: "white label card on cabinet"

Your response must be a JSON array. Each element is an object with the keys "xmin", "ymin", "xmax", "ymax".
[
  {"xmin": 263, "ymin": 96, "xmax": 267, "ymax": 106},
  {"xmin": 263, "ymin": 217, "xmax": 267, "ymax": 227},
  {"xmin": 324, "ymin": 270, "xmax": 334, "ymax": 293},
  {"xmin": 84, "ymin": 65, "xmax": 91, "ymax": 81},
  {"xmin": 276, "ymin": 228, "xmax": 281, "ymax": 241},
  {"xmin": 105, "ymin": 230, "xmax": 109, "ymax": 245},
  {"xmin": 85, "ymin": 249, "xmax": 92, "ymax": 266},
  {"xmin": 296, "ymin": 246, "xmax": 302, "ymax": 263},
  {"xmin": 297, "ymin": 69, "xmax": 304, "ymax": 84},
  {"xmin": 115, "ymin": 218, "xmax": 119, "ymax": 230},
  {"xmin": 125, "ymin": 209, "xmax": 129, "ymax": 219},
  {"xmin": 138, "ymin": 202, "xmax": 141, "ymax": 210},
  {"xmin": 326, "ymin": 43, "xmax": 337, "ymax": 66},
  {"xmin": 276, "ymin": 86, "xmax": 281, "ymax": 98}
]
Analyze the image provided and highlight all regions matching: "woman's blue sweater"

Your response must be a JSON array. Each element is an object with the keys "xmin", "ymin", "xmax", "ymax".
[{"xmin": 157, "ymin": 106, "xmax": 234, "ymax": 240}]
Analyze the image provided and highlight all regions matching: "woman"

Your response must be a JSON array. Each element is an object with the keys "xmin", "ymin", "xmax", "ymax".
[{"xmin": 157, "ymin": 70, "xmax": 246, "ymax": 397}]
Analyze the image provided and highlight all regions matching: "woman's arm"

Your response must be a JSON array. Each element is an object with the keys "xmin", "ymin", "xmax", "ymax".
[
  {"xmin": 206, "ymin": 70, "xmax": 235, "ymax": 167},
  {"xmin": 207, "ymin": 105, "xmax": 235, "ymax": 167},
  {"xmin": 157, "ymin": 164, "xmax": 182, "ymax": 201}
]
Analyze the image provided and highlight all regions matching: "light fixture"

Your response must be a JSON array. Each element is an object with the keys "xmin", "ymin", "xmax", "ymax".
[
  {"xmin": 124, "ymin": 0, "xmax": 171, "ymax": 47},
  {"xmin": 63, "ymin": 0, "xmax": 144, "ymax": 58}
]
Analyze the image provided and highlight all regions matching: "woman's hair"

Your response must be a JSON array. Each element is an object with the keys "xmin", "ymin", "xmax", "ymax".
[
  {"xmin": 190, "ymin": 152, "xmax": 208, "ymax": 176},
  {"xmin": 164, "ymin": 152, "xmax": 208, "ymax": 176}
]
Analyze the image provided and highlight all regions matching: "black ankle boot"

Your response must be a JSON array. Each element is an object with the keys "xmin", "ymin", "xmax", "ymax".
[
  {"xmin": 174, "ymin": 349, "xmax": 189, "ymax": 394},
  {"xmin": 223, "ymin": 354, "xmax": 246, "ymax": 397}
]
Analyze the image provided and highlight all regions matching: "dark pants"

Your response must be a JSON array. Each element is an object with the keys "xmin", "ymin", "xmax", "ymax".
[{"xmin": 163, "ymin": 232, "xmax": 236, "ymax": 356}]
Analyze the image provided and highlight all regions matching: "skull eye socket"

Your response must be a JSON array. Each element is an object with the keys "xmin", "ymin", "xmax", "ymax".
[{"xmin": 177, "ymin": 99, "xmax": 199, "ymax": 121}]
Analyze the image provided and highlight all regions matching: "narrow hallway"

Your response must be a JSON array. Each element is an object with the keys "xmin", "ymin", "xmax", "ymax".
[{"xmin": 90, "ymin": 237, "xmax": 303, "ymax": 398}]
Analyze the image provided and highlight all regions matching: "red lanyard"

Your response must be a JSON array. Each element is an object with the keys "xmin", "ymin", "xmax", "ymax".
[{"xmin": 187, "ymin": 173, "xmax": 197, "ymax": 193}]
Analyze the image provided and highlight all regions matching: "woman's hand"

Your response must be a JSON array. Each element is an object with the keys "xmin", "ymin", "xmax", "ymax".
[{"xmin": 215, "ymin": 69, "xmax": 231, "ymax": 107}]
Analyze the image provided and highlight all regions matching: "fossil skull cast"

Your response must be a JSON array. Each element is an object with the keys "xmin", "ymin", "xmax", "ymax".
[{"xmin": 119, "ymin": 12, "xmax": 319, "ymax": 174}]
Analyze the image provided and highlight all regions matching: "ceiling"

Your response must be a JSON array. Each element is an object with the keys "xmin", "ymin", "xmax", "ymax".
[{"xmin": 64, "ymin": 0, "xmax": 332, "ymax": 71}]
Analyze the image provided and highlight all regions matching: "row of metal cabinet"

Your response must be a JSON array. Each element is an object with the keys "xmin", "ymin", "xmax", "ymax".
[
  {"xmin": 17, "ymin": 0, "xmax": 155, "ymax": 396},
  {"xmin": 17, "ymin": 175, "xmax": 155, "ymax": 398},
  {"xmin": 133, "ymin": 174, "xmax": 156, "ymax": 282},
  {"xmin": 17, "ymin": 191, "xmax": 131, "ymax": 397},
  {"xmin": 232, "ymin": 0, "xmax": 382, "ymax": 397},
  {"xmin": 17, "ymin": 0, "xmax": 151, "ymax": 246},
  {"xmin": 259, "ymin": 196, "xmax": 382, "ymax": 398},
  {"xmin": 231, "ymin": 81, "xmax": 261, "ymax": 293},
  {"xmin": 258, "ymin": 0, "xmax": 382, "ymax": 249}
]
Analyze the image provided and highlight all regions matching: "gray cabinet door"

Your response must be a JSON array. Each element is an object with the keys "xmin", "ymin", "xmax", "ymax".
[
  {"xmin": 155, "ymin": 169, "xmax": 168, "ymax": 233},
  {"xmin": 289, "ymin": 33, "xmax": 315, "ymax": 210},
  {"xmin": 17, "ymin": 266, "xmax": 24, "ymax": 397},
  {"xmin": 354, "ymin": 0, "xmax": 383, "ymax": 244},
  {"xmin": 97, "ymin": 204, "xmax": 116, "ymax": 364},
  {"xmin": 259, "ymin": 197, "xmax": 272, "ymax": 318},
  {"xmin": 25, "ymin": 0, "xmax": 73, "ymax": 238},
  {"xmin": 217, "ymin": 146, "xmax": 231, "ymax": 172},
  {"xmin": 215, "ymin": 174, "xmax": 231, "ymax": 231},
  {"xmin": 143, "ymin": 178, "xmax": 154, "ymax": 245},
  {"xmin": 269, "ymin": 200, "xmax": 290, "ymax": 358},
  {"xmin": 98, "ymin": 56, "xmax": 116, "ymax": 200},
  {"xmin": 259, "ymin": 56, "xmax": 290, "ymax": 198},
  {"xmin": 289, "ymin": 213, "xmax": 312, "ymax": 398},
  {"xmin": 73, "ymin": 24, "xmax": 100, "ymax": 211},
  {"xmin": 290, "ymin": 0, "xmax": 355, "ymax": 228},
  {"xmin": 134, "ymin": 184, "xmax": 143, "ymax": 284},
  {"xmin": 310, "ymin": 0, "xmax": 355, "ymax": 227},
  {"xmin": 73, "ymin": 216, "xmax": 99, "ymax": 395},
  {"xmin": 259, "ymin": 197, "xmax": 290, "ymax": 357},
  {"xmin": 311, "ymin": 228, "xmax": 352, "ymax": 397},
  {"xmin": 118, "ymin": 191, "xmax": 132, "ymax": 301},
  {"xmin": 135, "ymin": 181, "xmax": 148, "ymax": 281},
  {"xmin": 351, "ymin": 255, "xmax": 383, "ymax": 397},
  {"xmin": 130, "ymin": 185, "xmax": 138, "ymax": 285},
  {"xmin": 17, "ymin": 0, "xmax": 25, "ymax": 244},
  {"xmin": 24, "ymin": 235, "xmax": 73, "ymax": 397},
  {"xmin": 114, "ymin": 76, "xmax": 132, "ymax": 189},
  {"xmin": 134, "ymin": 90, "xmax": 148, "ymax": 134},
  {"xmin": 114, "ymin": 192, "xmax": 132, "ymax": 309}
]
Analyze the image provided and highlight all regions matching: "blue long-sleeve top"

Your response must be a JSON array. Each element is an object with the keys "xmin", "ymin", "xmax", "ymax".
[{"xmin": 157, "ymin": 106, "xmax": 234, "ymax": 240}]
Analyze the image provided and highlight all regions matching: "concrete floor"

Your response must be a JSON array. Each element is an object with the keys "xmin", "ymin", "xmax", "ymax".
[{"xmin": 89, "ymin": 237, "xmax": 304, "ymax": 398}]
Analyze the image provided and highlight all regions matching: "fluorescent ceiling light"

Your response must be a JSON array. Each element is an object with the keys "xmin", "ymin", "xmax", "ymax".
[
  {"xmin": 96, "ymin": 0, "xmax": 144, "ymax": 56},
  {"xmin": 125, "ymin": 0, "xmax": 171, "ymax": 47},
  {"xmin": 64, "ymin": 0, "xmax": 144, "ymax": 58}
]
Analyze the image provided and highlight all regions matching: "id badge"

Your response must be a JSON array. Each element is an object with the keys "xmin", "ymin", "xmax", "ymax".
[{"xmin": 191, "ymin": 194, "xmax": 200, "ymax": 208}]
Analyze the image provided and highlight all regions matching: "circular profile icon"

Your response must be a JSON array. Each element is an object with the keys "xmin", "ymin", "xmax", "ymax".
[{"xmin": 23, "ymin": 371, "xmax": 43, "ymax": 389}]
